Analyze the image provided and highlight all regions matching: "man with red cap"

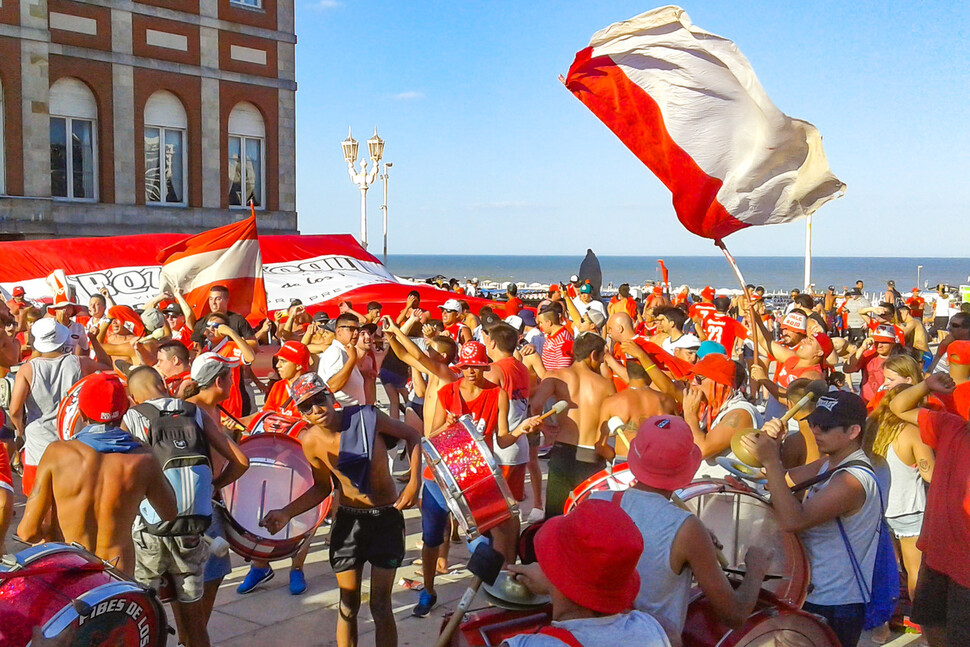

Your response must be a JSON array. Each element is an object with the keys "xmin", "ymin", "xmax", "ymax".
[
  {"xmin": 18, "ymin": 372, "xmax": 177, "ymax": 575},
  {"xmin": 906, "ymin": 288, "xmax": 925, "ymax": 322},
  {"xmin": 683, "ymin": 353, "xmax": 762, "ymax": 479},
  {"xmin": 505, "ymin": 499, "xmax": 670, "ymax": 646},
  {"xmin": 6, "ymin": 286, "xmax": 29, "ymax": 316},
  {"xmin": 844, "ymin": 324, "xmax": 898, "ymax": 404},
  {"xmin": 591, "ymin": 416, "xmax": 771, "ymax": 645},
  {"xmin": 890, "ymin": 373, "xmax": 970, "ymax": 646}
]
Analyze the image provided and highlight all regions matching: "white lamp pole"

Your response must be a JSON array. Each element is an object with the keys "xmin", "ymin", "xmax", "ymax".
[
  {"xmin": 918, "ymin": 265, "xmax": 923, "ymax": 289},
  {"xmin": 380, "ymin": 162, "xmax": 392, "ymax": 263},
  {"xmin": 341, "ymin": 127, "xmax": 385, "ymax": 249}
]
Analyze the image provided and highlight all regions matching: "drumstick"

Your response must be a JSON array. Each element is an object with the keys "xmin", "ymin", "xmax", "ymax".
[
  {"xmin": 609, "ymin": 422, "xmax": 731, "ymax": 568},
  {"xmin": 780, "ymin": 392, "xmax": 817, "ymax": 424},
  {"xmin": 536, "ymin": 400, "xmax": 568, "ymax": 423}
]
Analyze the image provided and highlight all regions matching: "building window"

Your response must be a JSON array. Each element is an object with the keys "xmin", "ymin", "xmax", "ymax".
[
  {"xmin": 227, "ymin": 102, "xmax": 265, "ymax": 210},
  {"xmin": 144, "ymin": 91, "xmax": 188, "ymax": 206},
  {"xmin": 230, "ymin": 0, "xmax": 262, "ymax": 8},
  {"xmin": 49, "ymin": 78, "xmax": 98, "ymax": 202}
]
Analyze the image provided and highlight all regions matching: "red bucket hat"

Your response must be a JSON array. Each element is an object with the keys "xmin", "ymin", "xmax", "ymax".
[
  {"xmin": 872, "ymin": 324, "xmax": 897, "ymax": 344},
  {"xmin": 456, "ymin": 341, "xmax": 489, "ymax": 368},
  {"xmin": 78, "ymin": 372, "xmax": 129, "ymax": 424},
  {"xmin": 627, "ymin": 415, "xmax": 702, "ymax": 491},
  {"xmin": 948, "ymin": 340, "xmax": 970, "ymax": 366},
  {"xmin": 534, "ymin": 499, "xmax": 642, "ymax": 615},
  {"xmin": 691, "ymin": 354, "xmax": 736, "ymax": 387},
  {"xmin": 276, "ymin": 340, "xmax": 311, "ymax": 371}
]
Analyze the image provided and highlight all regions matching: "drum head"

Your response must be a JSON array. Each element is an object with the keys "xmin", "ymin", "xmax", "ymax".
[
  {"xmin": 247, "ymin": 412, "xmax": 306, "ymax": 439},
  {"xmin": 35, "ymin": 582, "xmax": 166, "ymax": 647},
  {"xmin": 222, "ymin": 433, "xmax": 329, "ymax": 560},
  {"xmin": 678, "ymin": 480, "xmax": 810, "ymax": 607},
  {"xmin": 683, "ymin": 593, "xmax": 838, "ymax": 647},
  {"xmin": 563, "ymin": 464, "xmax": 637, "ymax": 514}
]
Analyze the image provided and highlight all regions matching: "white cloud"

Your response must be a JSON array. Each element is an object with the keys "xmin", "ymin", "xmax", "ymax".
[
  {"xmin": 393, "ymin": 91, "xmax": 425, "ymax": 101},
  {"xmin": 309, "ymin": 0, "xmax": 341, "ymax": 10}
]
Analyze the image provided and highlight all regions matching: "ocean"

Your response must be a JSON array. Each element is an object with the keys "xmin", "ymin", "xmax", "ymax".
[{"xmin": 384, "ymin": 255, "xmax": 970, "ymax": 293}]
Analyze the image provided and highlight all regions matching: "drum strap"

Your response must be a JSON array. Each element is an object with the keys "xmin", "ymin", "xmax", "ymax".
[
  {"xmin": 789, "ymin": 459, "xmax": 870, "ymax": 494},
  {"xmin": 537, "ymin": 626, "xmax": 585, "ymax": 647},
  {"xmin": 611, "ymin": 490, "xmax": 624, "ymax": 506}
]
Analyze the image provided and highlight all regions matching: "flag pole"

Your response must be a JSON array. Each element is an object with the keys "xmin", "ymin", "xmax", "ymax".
[
  {"xmin": 804, "ymin": 215, "xmax": 812, "ymax": 292},
  {"xmin": 714, "ymin": 239, "xmax": 760, "ymax": 391}
]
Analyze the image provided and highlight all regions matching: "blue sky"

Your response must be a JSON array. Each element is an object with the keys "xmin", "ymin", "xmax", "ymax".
[{"xmin": 292, "ymin": 1, "xmax": 969, "ymax": 257}]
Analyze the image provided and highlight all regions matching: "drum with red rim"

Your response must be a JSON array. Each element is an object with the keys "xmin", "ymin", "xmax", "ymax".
[
  {"xmin": 221, "ymin": 432, "xmax": 331, "ymax": 561},
  {"xmin": 0, "ymin": 543, "xmax": 166, "ymax": 647},
  {"xmin": 56, "ymin": 373, "xmax": 97, "ymax": 440},
  {"xmin": 562, "ymin": 463, "xmax": 637, "ymax": 514},
  {"xmin": 422, "ymin": 415, "xmax": 518, "ymax": 539},
  {"xmin": 246, "ymin": 411, "xmax": 307, "ymax": 439}
]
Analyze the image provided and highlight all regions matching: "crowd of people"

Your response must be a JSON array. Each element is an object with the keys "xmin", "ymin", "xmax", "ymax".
[{"xmin": 0, "ymin": 274, "xmax": 968, "ymax": 647}]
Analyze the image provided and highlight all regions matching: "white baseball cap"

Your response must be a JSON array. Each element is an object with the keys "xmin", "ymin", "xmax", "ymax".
[
  {"xmin": 439, "ymin": 299, "xmax": 462, "ymax": 313},
  {"xmin": 668, "ymin": 333, "xmax": 702, "ymax": 351},
  {"xmin": 190, "ymin": 352, "xmax": 240, "ymax": 387}
]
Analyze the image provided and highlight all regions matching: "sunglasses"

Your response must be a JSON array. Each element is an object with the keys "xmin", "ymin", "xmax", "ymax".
[
  {"xmin": 206, "ymin": 323, "xmax": 222, "ymax": 330},
  {"xmin": 297, "ymin": 393, "xmax": 333, "ymax": 413},
  {"xmin": 338, "ymin": 325, "xmax": 359, "ymax": 332},
  {"xmin": 810, "ymin": 423, "xmax": 844, "ymax": 433}
]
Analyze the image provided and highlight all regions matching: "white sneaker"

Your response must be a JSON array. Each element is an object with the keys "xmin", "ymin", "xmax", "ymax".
[{"xmin": 526, "ymin": 508, "xmax": 545, "ymax": 524}]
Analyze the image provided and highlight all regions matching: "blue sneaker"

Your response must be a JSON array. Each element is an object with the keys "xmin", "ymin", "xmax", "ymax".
[
  {"xmin": 289, "ymin": 569, "xmax": 307, "ymax": 595},
  {"xmin": 412, "ymin": 590, "xmax": 437, "ymax": 617},
  {"xmin": 236, "ymin": 565, "xmax": 274, "ymax": 594}
]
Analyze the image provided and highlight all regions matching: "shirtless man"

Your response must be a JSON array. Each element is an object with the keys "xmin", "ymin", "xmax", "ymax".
[
  {"xmin": 531, "ymin": 331, "xmax": 616, "ymax": 518},
  {"xmin": 598, "ymin": 359, "xmax": 676, "ymax": 457},
  {"xmin": 899, "ymin": 305, "xmax": 931, "ymax": 355},
  {"xmin": 440, "ymin": 299, "xmax": 473, "ymax": 344},
  {"xmin": 18, "ymin": 373, "xmax": 177, "ymax": 575},
  {"xmin": 260, "ymin": 374, "xmax": 421, "ymax": 647}
]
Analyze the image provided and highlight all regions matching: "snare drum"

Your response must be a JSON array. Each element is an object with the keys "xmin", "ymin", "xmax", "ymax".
[
  {"xmin": 563, "ymin": 463, "xmax": 637, "ymax": 514},
  {"xmin": 678, "ymin": 480, "xmax": 810, "ymax": 607},
  {"xmin": 246, "ymin": 411, "xmax": 307, "ymax": 439},
  {"xmin": 683, "ymin": 590, "xmax": 838, "ymax": 646},
  {"xmin": 221, "ymin": 432, "xmax": 331, "ymax": 561},
  {"xmin": 422, "ymin": 415, "xmax": 518, "ymax": 538},
  {"xmin": 0, "ymin": 543, "xmax": 166, "ymax": 647}
]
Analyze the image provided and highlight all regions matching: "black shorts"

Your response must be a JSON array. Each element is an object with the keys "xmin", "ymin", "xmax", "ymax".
[
  {"xmin": 329, "ymin": 505, "xmax": 406, "ymax": 573},
  {"xmin": 911, "ymin": 564, "xmax": 970, "ymax": 645},
  {"xmin": 407, "ymin": 400, "xmax": 424, "ymax": 421},
  {"xmin": 544, "ymin": 442, "xmax": 606, "ymax": 519},
  {"xmin": 932, "ymin": 316, "xmax": 950, "ymax": 336}
]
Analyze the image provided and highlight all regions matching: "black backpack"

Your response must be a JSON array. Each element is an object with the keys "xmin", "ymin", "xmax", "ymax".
[{"xmin": 135, "ymin": 401, "xmax": 213, "ymax": 536}]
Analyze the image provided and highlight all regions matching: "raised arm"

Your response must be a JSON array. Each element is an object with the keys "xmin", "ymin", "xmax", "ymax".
[{"xmin": 200, "ymin": 409, "xmax": 250, "ymax": 489}]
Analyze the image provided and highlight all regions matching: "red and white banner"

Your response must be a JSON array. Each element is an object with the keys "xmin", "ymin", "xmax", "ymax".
[
  {"xmin": 565, "ymin": 6, "xmax": 845, "ymax": 240},
  {"xmin": 158, "ymin": 215, "xmax": 267, "ymax": 324},
  {"xmin": 0, "ymin": 233, "xmax": 494, "ymax": 316}
]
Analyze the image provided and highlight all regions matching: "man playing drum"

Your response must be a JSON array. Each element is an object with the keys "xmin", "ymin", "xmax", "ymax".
[
  {"xmin": 18, "ymin": 372, "xmax": 177, "ymax": 576},
  {"xmin": 592, "ymin": 416, "xmax": 771, "ymax": 646},
  {"xmin": 260, "ymin": 373, "xmax": 422, "ymax": 647}
]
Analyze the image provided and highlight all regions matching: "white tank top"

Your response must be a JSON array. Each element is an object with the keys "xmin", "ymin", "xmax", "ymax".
[
  {"xmin": 24, "ymin": 354, "xmax": 83, "ymax": 465},
  {"xmin": 885, "ymin": 443, "xmax": 926, "ymax": 518},
  {"xmin": 592, "ymin": 488, "xmax": 692, "ymax": 644},
  {"xmin": 694, "ymin": 392, "xmax": 763, "ymax": 480},
  {"xmin": 800, "ymin": 449, "xmax": 882, "ymax": 605}
]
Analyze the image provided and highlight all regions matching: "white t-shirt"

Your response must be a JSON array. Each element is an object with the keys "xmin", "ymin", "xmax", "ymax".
[
  {"xmin": 573, "ymin": 296, "xmax": 607, "ymax": 320},
  {"xmin": 318, "ymin": 343, "xmax": 365, "ymax": 406},
  {"xmin": 524, "ymin": 328, "xmax": 544, "ymax": 355},
  {"xmin": 503, "ymin": 612, "xmax": 669, "ymax": 647},
  {"xmin": 934, "ymin": 296, "xmax": 951, "ymax": 318}
]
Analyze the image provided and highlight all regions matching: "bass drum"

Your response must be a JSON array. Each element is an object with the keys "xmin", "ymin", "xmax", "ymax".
[
  {"xmin": 246, "ymin": 411, "xmax": 306, "ymax": 439},
  {"xmin": 562, "ymin": 463, "xmax": 636, "ymax": 514},
  {"xmin": 0, "ymin": 543, "xmax": 166, "ymax": 647},
  {"xmin": 683, "ymin": 590, "xmax": 839, "ymax": 647},
  {"xmin": 678, "ymin": 479, "xmax": 810, "ymax": 608}
]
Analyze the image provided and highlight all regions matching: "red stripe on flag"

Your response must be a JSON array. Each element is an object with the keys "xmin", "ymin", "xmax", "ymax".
[
  {"xmin": 565, "ymin": 47, "xmax": 746, "ymax": 240},
  {"xmin": 157, "ymin": 216, "xmax": 258, "ymax": 265}
]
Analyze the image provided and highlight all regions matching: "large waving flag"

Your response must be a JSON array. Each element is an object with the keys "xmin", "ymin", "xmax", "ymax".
[
  {"xmin": 157, "ymin": 215, "xmax": 267, "ymax": 323},
  {"xmin": 565, "ymin": 6, "xmax": 845, "ymax": 240}
]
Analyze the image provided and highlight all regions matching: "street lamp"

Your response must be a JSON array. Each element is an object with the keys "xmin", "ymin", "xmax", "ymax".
[
  {"xmin": 917, "ymin": 265, "xmax": 923, "ymax": 289},
  {"xmin": 380, "ymin": 162, "xmax": 392, "ymax": 263},
  {"xmin": 341, "ymin": 127, "xmax": 385, "ymax": 248}
]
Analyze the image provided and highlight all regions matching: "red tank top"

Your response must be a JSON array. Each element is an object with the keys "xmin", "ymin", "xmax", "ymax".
[
  {"xmin": 774, "ymin": 356, "xmax": 822, "ymax": 389},
  {"xmin": 437, "ymin": 378, "xmax": 500, "ymax": 444}
]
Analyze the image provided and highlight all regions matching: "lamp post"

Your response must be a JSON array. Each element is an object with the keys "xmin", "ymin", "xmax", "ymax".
[
  {"xmin": 341, "ymin": 127, "xmax": 385, "ymax": 249},
  {"xmin": 380, "ymin": 162, "xmax": 392, "ymax": 263},
  {"xmin": 917, "ymin": 265, "xmax": 923, "ymax": 289}
]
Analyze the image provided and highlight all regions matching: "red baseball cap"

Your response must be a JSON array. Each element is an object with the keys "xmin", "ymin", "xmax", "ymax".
[
  {"xmin": 534, "ymin": 499, "xmax": 642, "ymax": 614},
  {"xmin": 11, "ymin": 286, "xmax": 24, "ymax": 297},
  {"xmin": 290, "ymin": 372, "xmax": 334, "ymax": 407},
  {"xmin": 701, "ymin": 286, "xmax": 715, "ymax": 300},
  {"xmin": 948, "ymin": 340, "xmax": 970, "ymax": 366},
  {"xmin": 691, "ymin": 353, "xmax": 735, "ymax": 387},
  {"xmin": 78, "ymin": 372, "xmax": 129, "ymax": 424},
  {"xmin": 813, "ymin": 332, "xmax": 834, "ymax": 357},
  {"xmin": 652, "ymin": 285, "xmax": 663, "ymax": 295},
  {"xmin": 872, "ymin": 324, "xmax": 897, "ymax": 344},
  {"xmin": 627, "ymin": 415, "xmax": 702, "ymax": 491},
  {"xmin": 781, "ymin": 311, "xmax": 808, "ymax": 334},
  {"xmin": 276, "ymin": 341, "xmax": 310, "ymax": 371},
  {"xmin": 549, "ymin": 284, "xmax": 560, "ymax": 293},
  {"xmin": 456, "ymin": 341, "xmax": 489, "ymax": 368}
]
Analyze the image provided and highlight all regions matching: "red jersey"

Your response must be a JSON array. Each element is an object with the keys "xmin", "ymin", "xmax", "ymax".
[
  {"xmin": 906, "ymin": 296, "xmax": 925, "ymax": 319},
  {"xmin": 164, "ymin": 371, "xmax": 192, "ymax": 397},
  {"xmin": 0, "ymin": 445, "xmax": 12, "ymax": 494},
  {"xmin": 854, "ymin": 351, "xmax": 887, "ymax": 404},
  {"xmin": 503, "ymin": 297, "xmax": 523, "ymax": 318},
  {"xmin": 445, "ymin": 322, "xmax": 470, "ymax": 344},
  {"xmin": 701, "ymin": 313, "xmax": 747, "ymax": 353},
  {"xmin": 437, "ymin": 378, "xmax": 501, "ymax": 444},
  {"xmin": 774, "ymin": 356, "xmax": 822, "ymax": 389},
  {"xmin": 689, "ymin": 302, "xmax": 717, "ymax": 322},
  {"xmin": 172, "ymin": 325, "xmax": 193, "ymax": 349},
  {"xmin": 540, "ymin": 326, "xmax": 574, "ymax": 371},
  {"xmin": 917, "ymin": 409, "xmax": 970, "ymax": 587},
  {"xmin": 264, "ymin": 378, "xmax": 299, "ymax": 417},
  {"xmin": 208, "ymin": 337, "xmax": 248, "ymax": 418}
]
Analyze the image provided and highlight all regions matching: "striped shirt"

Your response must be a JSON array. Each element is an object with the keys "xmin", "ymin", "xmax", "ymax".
[{"xmin": 541, "ymin": 326, "xmax": 574, "ymax": 370}]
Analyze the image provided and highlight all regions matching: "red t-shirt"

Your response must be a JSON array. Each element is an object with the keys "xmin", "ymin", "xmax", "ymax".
[
  {"xmin": 917, "ymin": 409, "xmax": 970, "ymax": 587},
  {"xmin": 540, "ymin": 326, "xmax": 574, "ymax": 371},
  {"xmin": 437, "ymin": 378, "xmax": 501, "ymax": 445},
  {"xmin": 445, "ymin": 322, "xmax": 470, "ymax": 344},
  {"xmin": 906, "ymin": 296, "xmax": 925, "ymax": 319},
  {"xmin": 855, "ymin": 351, "xmax": 887, "ymax": 404},
  {"xmin": 164, "ymin": 371, "xmax": 192, "ymax": 397},
  {"xmin": 209, "ymin": 337, "xmax": 249, "ymax": 418},
  {"xmin": 172, "ymin": 325, "xmax": 193, "ymax": 350},
  {"xmin": 503, "ymin": 297, "xmax": 523, "ymax": 318},
  {"xmin": 689, "ymin": 302, "xmax": 717, "ymax": 322},
  {"xmin": 264, "ymin": 378, "xmax": 299, "ymax": 417},
  {"xmin": 0, "ymin": 446, "xmax": 12, "ymax": 494},
  {"xmin": 701, "ymin": 313, "xmax": 747, "ymax": 353}
]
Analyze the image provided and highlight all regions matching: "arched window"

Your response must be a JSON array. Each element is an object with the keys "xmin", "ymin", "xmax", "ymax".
[
  {"xmin": 145, "ymin": 90, "xmax": 187, "ymax": 205},
  {"xmin": 227, "ymin": 102, "xmax": 264, "ymax": 210},
  {"xmin": 49, "ymin": 78, "xmax": 97, "ymax": 201}
]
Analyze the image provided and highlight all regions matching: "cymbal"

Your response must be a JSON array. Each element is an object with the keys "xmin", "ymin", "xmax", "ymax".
[{"xmin": 482, "ymin": 572, "xmax": 550, "ymax": 610}]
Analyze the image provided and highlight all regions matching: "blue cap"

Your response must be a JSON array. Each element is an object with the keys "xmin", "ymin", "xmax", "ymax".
[{"xmin": 696, "ymin": 340, "xmax": 727, "ymax": 359}]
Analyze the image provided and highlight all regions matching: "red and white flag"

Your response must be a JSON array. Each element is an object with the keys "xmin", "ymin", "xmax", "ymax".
[
  {"xmin": 157, "ymin": 215, "xmax": 267, "ymax": 323},
  {"xmin": 565, "ymin": 6, "xmax": 845, "ymax": 240}
]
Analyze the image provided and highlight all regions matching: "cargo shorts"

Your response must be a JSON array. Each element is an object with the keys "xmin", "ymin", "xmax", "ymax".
[{"xmin": 132, "ymin": 526, "xmax": 209, "ymax": 603}]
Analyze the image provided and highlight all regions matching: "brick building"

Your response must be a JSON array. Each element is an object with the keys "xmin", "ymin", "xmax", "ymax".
[{"xmin": 0, "ymin": 0, "xmax": 298, "ymax": 240}]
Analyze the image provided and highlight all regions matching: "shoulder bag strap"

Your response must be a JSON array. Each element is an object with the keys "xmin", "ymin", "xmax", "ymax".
[
  {"xmin": 537, "ymin": 626, "xmax": 586, "ymax": 647},
  {"xmin": 789, "ymin": 459, "xmax": 871, "ymax": 494}
]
